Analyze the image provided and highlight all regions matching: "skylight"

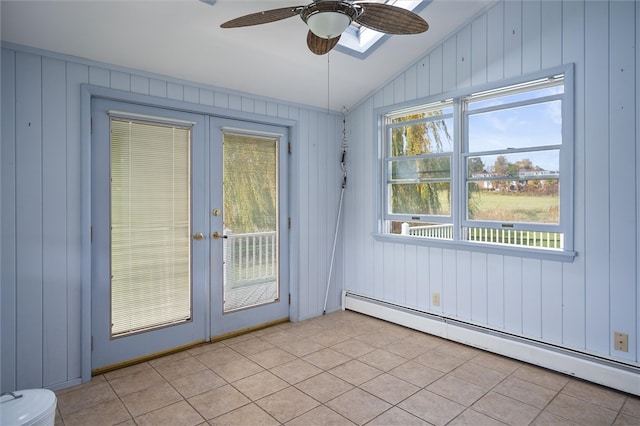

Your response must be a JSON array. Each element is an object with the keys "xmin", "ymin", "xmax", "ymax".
[{"xmin": 335, "ymin": 0, "xmax": 429, "ymax": 59}]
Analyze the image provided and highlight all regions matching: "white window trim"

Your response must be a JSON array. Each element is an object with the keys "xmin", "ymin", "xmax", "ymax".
[{"xmin": 373, "ymin": 64, "xmax": 576, "ymax": 262}]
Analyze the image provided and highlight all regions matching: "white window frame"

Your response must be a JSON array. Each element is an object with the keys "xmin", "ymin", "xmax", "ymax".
[{"xmin": 375, "ymin": 65, "xmax": 576, "ymax": 262}]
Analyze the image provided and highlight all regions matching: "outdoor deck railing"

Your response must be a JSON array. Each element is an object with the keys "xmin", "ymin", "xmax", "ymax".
[
  {"xmin": 401, "ymin": 223, "xmax": 563, "ymax": 249},
  {"xmin": 224, "ymin": 231, "xmax": 277, "ymax": 286}
]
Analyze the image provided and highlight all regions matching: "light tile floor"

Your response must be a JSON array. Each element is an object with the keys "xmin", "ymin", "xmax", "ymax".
[{"xmin": 55, "ymin": 311, "xmax": 640, "ymax": 425}]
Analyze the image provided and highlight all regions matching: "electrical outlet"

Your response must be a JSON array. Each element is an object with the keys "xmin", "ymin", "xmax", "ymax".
[
  {"xmin": 432, "ymin": 292, "xmax": 441, "ymax": 307},
  {"xmin": 614, "ymin": 332, "xmax": 629, "ymax": 352}
]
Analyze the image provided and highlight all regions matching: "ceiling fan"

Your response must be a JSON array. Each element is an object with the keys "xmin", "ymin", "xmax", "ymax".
[{"xmin": 220, "ymin": 1, "xmax": 429, "ymax": 55}]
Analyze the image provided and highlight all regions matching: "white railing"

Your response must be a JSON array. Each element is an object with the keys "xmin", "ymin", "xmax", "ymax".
[
  {"xmin": 224, "ymin": 231, "xmax": 277, "ymax": 286},
  {"xmin": 401, "ymin": 222, "xmax": 453, "ymax": 239},
  {"xmin": 401, "ymin": 223, "xmax": 563, "ymax": 249}
]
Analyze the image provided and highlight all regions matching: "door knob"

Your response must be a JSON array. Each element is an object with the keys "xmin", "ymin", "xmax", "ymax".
[
  {"xmin": 212, "ymin": 231, "xmax": 228, "ymax": 239},
  {"xmin": 192, "ymin": 232, "xmax": 204, "ymax": 240}
]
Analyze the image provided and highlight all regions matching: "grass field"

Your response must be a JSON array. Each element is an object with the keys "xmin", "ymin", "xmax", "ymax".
[{"xmin": 470, "ymin": 191, "xmax": 559, "ymax": 223}]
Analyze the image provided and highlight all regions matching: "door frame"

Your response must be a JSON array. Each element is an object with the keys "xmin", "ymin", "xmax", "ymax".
[{"xmin": 80, "ymin": 85, "xmax": 298, "ymax": 383}]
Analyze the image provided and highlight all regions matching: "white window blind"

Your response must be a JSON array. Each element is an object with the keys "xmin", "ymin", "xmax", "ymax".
[{"xmin": 110, "ymin": 118, "xmax": 192, "ymax": 337}]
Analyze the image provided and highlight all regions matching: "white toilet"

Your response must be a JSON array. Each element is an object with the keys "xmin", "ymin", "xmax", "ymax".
[{"xmin": 0, "ymin": 389, "xmax": 57, "ymax": 426}]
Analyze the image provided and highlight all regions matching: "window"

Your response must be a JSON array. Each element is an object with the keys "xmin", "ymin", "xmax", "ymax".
[
  {"xmin": 336, "ymin": 0, "xmax": 426, "ymax": 58},
  {"xmin": 110, "ymin": 117, "xmax": 192, "ymax": 336},
  {"xmin": 380, "ymin": 67, "xmax": 574, "ymax": 256}
]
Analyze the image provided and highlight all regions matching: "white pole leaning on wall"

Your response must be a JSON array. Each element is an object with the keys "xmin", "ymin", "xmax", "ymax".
[{"xmin": 323, "ymin": 109, "xmax": 348, "ymax": 315}]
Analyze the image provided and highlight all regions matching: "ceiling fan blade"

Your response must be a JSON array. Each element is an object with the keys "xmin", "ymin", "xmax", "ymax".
[
  {"xmin": 220, "ymin": 6, "xmax": 302, "ymax": 28},
  {"xmin": 307, "ymin": 31, "xmax": 341, "ymax": 55},
  {"xmin": 354, "ymin": 2, "xmax": 429, "ymax": 34}
]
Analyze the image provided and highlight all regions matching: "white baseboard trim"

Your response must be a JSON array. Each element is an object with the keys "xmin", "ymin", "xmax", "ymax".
[{"xmin": 344, "ymin": 293, "xmax": 640, "ymax": 396}]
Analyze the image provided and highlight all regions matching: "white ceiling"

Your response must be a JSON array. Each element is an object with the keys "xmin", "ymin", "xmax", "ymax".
[{"xmin": 1, "ymin": 0, "xmax": 495, "ymax": 111}]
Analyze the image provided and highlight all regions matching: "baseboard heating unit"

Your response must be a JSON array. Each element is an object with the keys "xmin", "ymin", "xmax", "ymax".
[{"xmin": 343, "ymin": 292, "xmax": 640, "ymax": 396}]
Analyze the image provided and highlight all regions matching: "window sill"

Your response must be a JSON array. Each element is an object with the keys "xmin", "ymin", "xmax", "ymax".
[{"xmin": 372, "ymin": 233, "xmax": 577, "ymax": 263}]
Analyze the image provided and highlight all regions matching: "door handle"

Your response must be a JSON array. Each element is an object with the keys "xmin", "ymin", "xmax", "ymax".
[
  {"xmin": 192, "ymin": 232, "xmax": 205, "ymax": 240},
  {"xmin": 212, "ymin": 231, "xmax": 228, "ymax": 240}
]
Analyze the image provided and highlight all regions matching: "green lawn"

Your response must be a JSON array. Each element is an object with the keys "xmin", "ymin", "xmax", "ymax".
[{"xmin": 470, "ymin": 191, "xmax": 559, "ymax": 223}]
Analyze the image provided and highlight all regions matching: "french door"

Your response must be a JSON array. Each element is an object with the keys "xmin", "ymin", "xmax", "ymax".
[
  {"xmin": 209, "ymin": 117, "xmax": 289, "ymax": 336},
  {"xmin": 91, "ymin": 99, "xmax": 289, "ymax": 372}
]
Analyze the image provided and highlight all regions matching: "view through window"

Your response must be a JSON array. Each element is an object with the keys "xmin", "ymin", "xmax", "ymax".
[{"xmin": 382, "ymin": 69, "xmax": 572, "ymax": 252}]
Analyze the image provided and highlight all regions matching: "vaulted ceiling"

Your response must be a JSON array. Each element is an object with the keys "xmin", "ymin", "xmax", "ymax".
[{"xmin": 1, "ymin": 0, "xmax": 495, "ymax": 111}]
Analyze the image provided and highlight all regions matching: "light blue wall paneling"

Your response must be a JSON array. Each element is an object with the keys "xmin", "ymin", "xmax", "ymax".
[
  {"xmin": 1, "ymin": 43, "xmax": 343, "ymax": 390},
  {"xmin": 42, "ymin": 57, "xmax": 68, "ymax": 387},
  {"xmin": 1, "ymin": 48, "xmax": 17, "ymax": 392},
  {"xmin": 608, "ymin": 0, "xmax": 637, "ymax": 362},
  {"xmin": 584, "ymin": 0, "xmax": 611, "ymax": 355},
  {"xmin": 343, "ymin": 0, "xmax": 639, "ymax": 369},
  {"xmin": 15, "ymin": 52, "xmax": 44, "ymax": 389},
  {"xmin": 560, "ymin": 0, "xmax": 586, "ymax": 351}
]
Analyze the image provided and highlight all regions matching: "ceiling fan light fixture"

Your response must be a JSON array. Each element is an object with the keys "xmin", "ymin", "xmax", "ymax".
[
  {"xmin": 301, "ymin": 1, "xmax": 359, "ymax": 39},
  {"xmin": 307, "ymin": 12, "xmax": 351, "ymax": 39}
]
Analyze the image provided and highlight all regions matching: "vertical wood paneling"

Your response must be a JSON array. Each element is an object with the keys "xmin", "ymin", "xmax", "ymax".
[
  {"xmin": 455, "ymin": 250, "xmax": 471, "ymax": 320},
  {"xmin": 487, "ymin": 254, "xmax": 504, "ymax": 327},
  {"xmin": 429, "ymin": 46, "xmax": 443, "ymax": 95},
  {"xmin": 387, "ymin": 243, "xmax": 403, "ymax": 302},
  {"xmin": 442, "ymin": 37, "xmax": 457, "ymax": 92},
  {"xmin": 393, "ymin": 75, "xmax": 405, "ymax": 104},
  {"xmin": 167, "ymin": 82, "xmax": 184, "ymax": 101},
  {"xmin": 15, "ymin": 52, "xmax": 43, "ymax": 389},
  {"xmin": 344, "ymin": 106, "xmax": 361, "ymax": 295},
  {"xmin": 405, "ymin": 65, "xmax": 417, "ymax": 101},
  {"xmin": 42, "ymin": 57, "xmax": 68, "ymax": 386},
  {"xmin": 214, "ymin": 92, "xmax": 228, "ymax": 109},
  {"xmin": 184, "ymin": 86, "xmax": 199, "ymax": 104},
  {"xmin": 308, "ymin": 111, "xmax": 320, "ymax": 313},
  {"xmin": 470, "ymin": 252, "xmax": 488, "ymax": 324},
  {"xmin": 149, "ymin": 78, "xmax": 167, "ymax": 98},
  {"xmin": 362, "ymin": 100, "xmax": 375, "ymax": 296},
  {"xmin": 429, "ymin": 248, "xmax": 443, "ymax": 312},
  {"xmin": 541, "ymin": 0, "xmax": 562, "ymax": 69},
  {"xmin": 253, "ymin": 99, "xmax": 266, "ymax": 115},
  {"xmin": 404, "ymin": 245, "xmax": 417, "ymax": 308},
  {"xmin": 522, "ymin": 0, "xmax": 542, "ymax": 73},
  {"xmin": 503, "ymin": 257, "xmax": 522, "ymax": 333},
  {"xmin": 456, "ymin": 26, "xmax": 472, "ymax": 89},
  {"xmin": 584, "ymin": 0, "xmax": 610, "ymax": 355},
  {"xmin": 608, "ymin": 0, "xmax": 637, "ymax": 361},
  {"xmin": 416, "ymin": 246, "xmax": 430, "ymax": 308},
  {"xmin": 199, "ymin": 89, "xmax": 214, "ymax": 107},
  {"xmin": 383, "ymin": 81, "xmax": 394, "ymax": 106},
  {"xmin": 416, "ymin": 58, "xmax": 430, "ymax": 98},
  {"xmin": 65, "ymin": 62, "xmax": 88, "ymax": 381},
  {"xmin": 487, "ymin": 1, "xmax": 504, "ymax": 82},
  {"xmin": 228, "ymin": 94, "xmax": 241, "ymax": 111},
  {"xmin": 561, "ymin": 0, "xmax": 586, "ymax": 350},
  {"xmin": 266, "ymin": 101, "xmax": 278, "ymax": 117},
  {"xmin": 471, "ymin": 14, "xmax": 488, "ymax": 87},
  {"xmin": 503, "ymin": 0, "xmax": 522, "ymax": 78},
  {"xmin": 317, "ymin": 113, "xmax": 329, "ymax": 312},
  {"xmin": 131, "ymin": 75, "xmax": 150, "ymax": 95},
  {"xmin": 1, "ymin": 49, "xmax": 17, "ymax": 392},
  {"xmin": 241, "ymin": 97, "xmax": 254, "ymax": 113},
  {"xmin": 541, "ymin": 260, "xmax": 563, "ymax": 344},
  {"xmin": 374, "ymin": 242, "xmax": 384, "ymax": 299},
  {"xmin": 522, "ymin": 258, "xmax": 541, "ymax": 338},
  {"xmin": 636, "ymin": 0, "xmax": 640, "ymax": 363},
  {"xmin": 89, "ymin": 66, "xmax": 110, "ymax": 87},
  {"xmin": 297, "ymin": 109, "xmax": 310, "ymax": 316},
  {"xmin": 110, "ymin": 71, "xmax": 130, "ymax": 91}
]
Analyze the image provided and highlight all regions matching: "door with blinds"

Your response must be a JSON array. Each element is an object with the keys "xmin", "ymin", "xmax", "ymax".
[
  {"xmin": 209, "ymin": 118, "xmax": 289, "ymax": 336},
  {"xmin": 91, "ymin": 99, "xmax": 208, "ymax": 372}
]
